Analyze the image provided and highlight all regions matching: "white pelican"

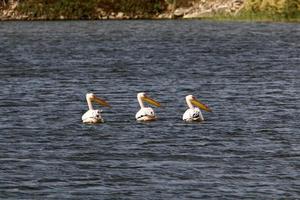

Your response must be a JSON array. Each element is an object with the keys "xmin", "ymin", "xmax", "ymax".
[
  {"xmin": 183, "ymin": 95, "xmax": 212, "ymax": 122},
  {"xmin": 135, "ymin": 92, "xmax": 161, "ymax": 121},
  {"xmin": 82, "ymin": 93, "xmax": 111, "ymax": 124}
]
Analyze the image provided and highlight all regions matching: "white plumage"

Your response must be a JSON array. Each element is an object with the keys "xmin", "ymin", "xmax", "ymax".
[
  {"xmin": 135, "ymin": 107, "xmax": 156, "ymax": 121},
  {"xmin": 183, "ymin": 107, "xmax": 204, "ymax": 122},
  {"xmin": 82, "ymin": 93, "xmax": 110, "ymax": 124},
  {"xmin": 135, "ymin": 92, "xmax": 161, "ymax": 122},
  {"xmin": 82, "ymin": 109, "xmax": 103, "ymax": 123},
  {"xmin": 183, "ymin": 95, "xmax": 212, "ymax": 122}
]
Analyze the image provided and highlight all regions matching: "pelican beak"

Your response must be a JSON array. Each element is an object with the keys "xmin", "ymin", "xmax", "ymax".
[
  {"xmin": 143, "ymin": 96, "xmax": 161, "ymax": 107},
  {"xmin": 191, "ymin": 98, "xmax": 212, "ymax": 112},
  {"xmin": 93, "ymin": 96, "xmax": 111, "ymax": 108}
]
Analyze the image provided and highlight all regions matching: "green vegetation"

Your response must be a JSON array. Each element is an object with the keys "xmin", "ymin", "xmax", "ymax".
[
  {"xmin": 210, "ymin": 10, "xmax": 300, "ymax": 23},
  {"xmin": 15, "ymin": 0, "xmax": 167, "ymax": 19},
  {"xmin": 240, "ymin": 0, "xmax": 300, "ymax": 22},
  {"xmin": 17, "ymin": 0, "xmax": 98, "ymax": 19}
]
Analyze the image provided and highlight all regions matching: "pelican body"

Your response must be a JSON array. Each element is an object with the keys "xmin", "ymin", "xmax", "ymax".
[
  {"xmin": 183, "ymin": 95, "xmax": 212, "ymax": 122},
  {"xmin": 135, "ymin": 92, "xmax": 161, "ymax": 121},
  {"xmin": 82, "ymin": 93, "xmax": 110, "ymax": 124}
]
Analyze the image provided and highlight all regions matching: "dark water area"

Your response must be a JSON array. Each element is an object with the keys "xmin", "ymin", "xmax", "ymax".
[{"xmin": 0, "ymin": 20, "xmax": 299, "ymax": 199}]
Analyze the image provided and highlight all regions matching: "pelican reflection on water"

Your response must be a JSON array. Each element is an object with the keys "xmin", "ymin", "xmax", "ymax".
[{"xmin": 82, "ymin": 93, "xmax": 111, "ymax": 124}]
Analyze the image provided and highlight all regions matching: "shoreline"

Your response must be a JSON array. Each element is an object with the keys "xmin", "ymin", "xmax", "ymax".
[
  {"xmin": 1, "ymin": 17, "xmax": 299, "ymax": 23},
  {"xmin": 1, "ymin": 0, "xmax": 300, "ymax": 23}
]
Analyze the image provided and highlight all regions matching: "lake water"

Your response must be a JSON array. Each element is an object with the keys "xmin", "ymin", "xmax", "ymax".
[{"xmin": 0, "ymin": 20, "xmax": 299, "ymax": 199}]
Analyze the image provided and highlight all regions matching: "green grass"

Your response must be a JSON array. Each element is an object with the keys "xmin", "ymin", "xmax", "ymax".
[{"xmin": 199, "ymin": 10, "xmax": 300, "ymax": 23}]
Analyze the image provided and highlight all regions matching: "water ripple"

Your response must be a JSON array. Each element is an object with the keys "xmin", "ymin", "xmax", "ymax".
[{"xmin": 0, "ymin": 20, "xmax": 299, "ymax": 199}]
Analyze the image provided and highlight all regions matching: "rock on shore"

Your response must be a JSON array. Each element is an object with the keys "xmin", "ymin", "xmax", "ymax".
[{"xmin": 173, "ymin": 0, "xmax": 244, "ymax": 19}]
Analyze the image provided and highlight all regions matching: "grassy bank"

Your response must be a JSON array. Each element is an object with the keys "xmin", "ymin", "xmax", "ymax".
[
  {"xmin": 239, "ymin": 0, "xmax": 300, "ymax": 22},
  {"xmin": 209, "ymin": 11, "xmax": 300, "ymax": 23}
]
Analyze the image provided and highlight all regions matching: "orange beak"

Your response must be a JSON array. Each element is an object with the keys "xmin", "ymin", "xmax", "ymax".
[{"xmin": 191, "ymin": 98, "xmax": 212, "ymax": 112}]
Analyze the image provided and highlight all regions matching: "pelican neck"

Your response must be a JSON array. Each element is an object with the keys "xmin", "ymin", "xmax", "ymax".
[{"xmin": 138, "ymin": 96, "xmax": 145, "ymax": 108}]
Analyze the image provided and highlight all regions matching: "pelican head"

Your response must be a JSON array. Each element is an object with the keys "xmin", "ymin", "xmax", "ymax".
[
  {"xmin": 86, "ymin": 93, "xmax": 111, "ymax": 109},
  {"xmin": 137, "ymin": 92, "xmax": 161, "ymax": 107},
  {"xmin": 82, "ymin": 93, "xmax": 111, "ymax": 124},
  {"xmin": 136, "ymin": 92, "xmax": 161, "ymax": 121},
  {"xmin": 186, "ymin": 95, "xmax": 212, "ymax": 112}
]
